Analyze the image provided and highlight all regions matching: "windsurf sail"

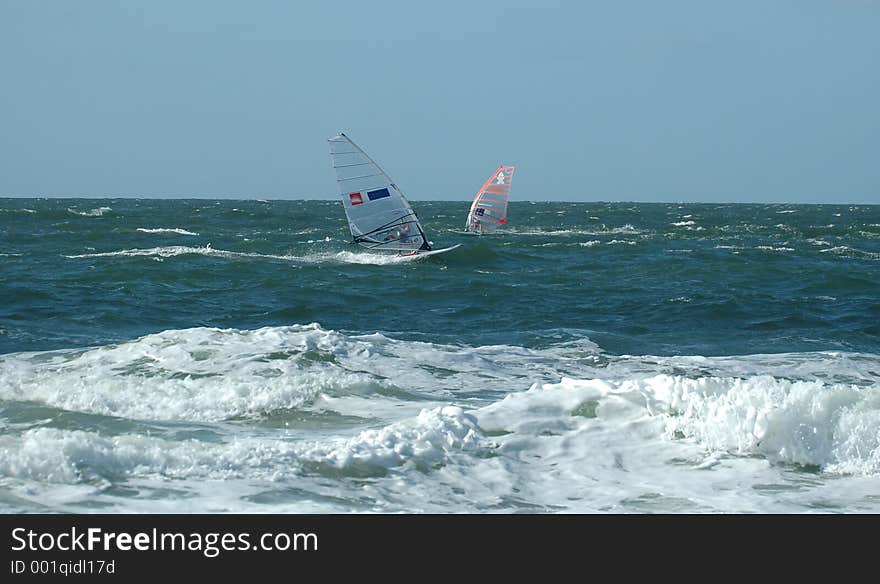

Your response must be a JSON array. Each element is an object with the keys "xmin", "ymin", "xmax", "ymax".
[
  {"xmin": 464, "ymin": 165, "xmax": 515, "ymax": 234},
  {"xmin": 328, "ymin": 133, "xmax": 431, "ymax": 253}
]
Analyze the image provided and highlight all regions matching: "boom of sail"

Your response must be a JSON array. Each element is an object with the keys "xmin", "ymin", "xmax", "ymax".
[
  {"xmin": 464, "ymin": 165, "xmax": 515, "ymax": 234},
  {"xmin": 328, "ymin": 133, "xmax": 431, "ymax": 253}
]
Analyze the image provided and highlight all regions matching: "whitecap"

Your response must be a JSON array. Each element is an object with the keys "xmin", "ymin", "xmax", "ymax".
[
  {"xmin": 67, "ymin": 206, "xmax": 111, "ymax": 217},
  {"xmin": 137, "ymin": 228, "xmax": 199, "ymax": 236}
]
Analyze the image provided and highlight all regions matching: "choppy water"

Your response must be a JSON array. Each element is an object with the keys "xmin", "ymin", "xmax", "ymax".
[{"xmin": 1, "ymin": 198, "xmax": 879, "ymax": 512}]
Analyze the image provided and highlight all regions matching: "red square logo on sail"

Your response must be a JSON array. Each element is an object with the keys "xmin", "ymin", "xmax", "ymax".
[{"xmin": 349, "ymin": 192, "xmax": 363, "ymax": 205}]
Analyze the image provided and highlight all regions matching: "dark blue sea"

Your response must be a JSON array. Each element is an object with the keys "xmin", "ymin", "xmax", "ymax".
[{"xmin": 1, "ymin": 198, "xmax": 879, "ymax": 512}]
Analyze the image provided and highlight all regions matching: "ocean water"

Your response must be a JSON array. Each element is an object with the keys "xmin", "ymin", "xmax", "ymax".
[{"xmin": 1, "ymin": 198, "xmax": 879, "ymax": 513}]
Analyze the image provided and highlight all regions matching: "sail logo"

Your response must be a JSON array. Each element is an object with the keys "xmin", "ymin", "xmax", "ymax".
[
  {"xmin": 349, "ymin": 192, "xmax": 363, "ymax": 206},
  {"xmin": 496, "ymin": 172, "xmax": 505, "ymax": 184},
  {"xmin": 366, "ymin": 188, "xmax": 391, "ymax": 201}
]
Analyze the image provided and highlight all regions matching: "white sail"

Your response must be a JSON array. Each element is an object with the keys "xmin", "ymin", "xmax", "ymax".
[
  {"xmin": 328, "ymin": 133, "xmax": 431, "ymax": 253},
  {"xmin": 465, "ymin": 165, "xmax": 515, "ymax": 234}
]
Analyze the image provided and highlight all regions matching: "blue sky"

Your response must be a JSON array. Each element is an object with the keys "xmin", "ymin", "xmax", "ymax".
[{"xmin": 1, "ymin": 1, "xmax": 878, "ymax": 203}]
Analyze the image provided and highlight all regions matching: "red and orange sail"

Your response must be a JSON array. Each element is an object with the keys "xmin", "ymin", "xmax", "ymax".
[{"xmin": 464, "ymin": 165, "xmax": 515, "ymax": 234}]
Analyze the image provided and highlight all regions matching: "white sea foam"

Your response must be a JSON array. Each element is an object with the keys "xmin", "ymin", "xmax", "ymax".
[
  {"xmin": 820, "ymin": 246, "xmax": 880, "ymax": 259},
  {"xmin": 476, "ymin": 372, "xmax": 880, "ymax": 476},
  {"xmin": 0, "ymin": 406, "xmax": 485, "ymax": 484},
  {"xmin": 63, "ymin": 245, "xmax": 432, "ymax": 266},
  {"xmin": 454, "ymin": 376, "xmax": 876, "ymax": 512},
  {"xmin": 67, "ymin": 206, "xmax": 111, "ymax": 217},
  {"xmin": 332, "ymin": 250, "xmax": 425, "ymax": 265},
  {"xmin": 3, "ymin": 324, "xmax": 880, "ymax": 512},
  {"xmin": 64, "ymin": 245, "xmax": 299, "ymax": 262},
  {"xmin": 508, "ymin": 224, "xmax": 642, "ymax": 236},
  {"xmin": 668, "ymin": 296, "xmax": 693, "ymax": 303},
  {"xmin": 756, "ymin": 245, "xmax": 795, "ymax": 252},
  {"xmin": 137, "ymin": 228, "xmax": 199, "ymax": 236},
  {"xmin": 643, "ymin": 375, "xmax": 880, "ymax": 473},
  {"xmin": 608, "ymin": 351, "xmax": 880, "ymax": 388},
  {"xmin": 671, "ymin": 220, "xmax": 696, "ymax": 227},
  {"xmin": 0, "ymin": 324, "xmax": 601, "ymax": 422},
  {"xmin": 0, "ymin": 325, "xmax": 386, "ymax": 421}
]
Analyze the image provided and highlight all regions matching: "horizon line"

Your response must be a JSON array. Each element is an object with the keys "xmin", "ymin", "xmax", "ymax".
[{"xmin": 0, "ymin": 195, "xmax": 878, "ymax": 206}]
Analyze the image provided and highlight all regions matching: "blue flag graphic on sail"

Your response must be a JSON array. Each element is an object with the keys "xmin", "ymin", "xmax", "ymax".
[{"xmin": 367, "ymin": 188, "xmax": 391, "ymax": 201}]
